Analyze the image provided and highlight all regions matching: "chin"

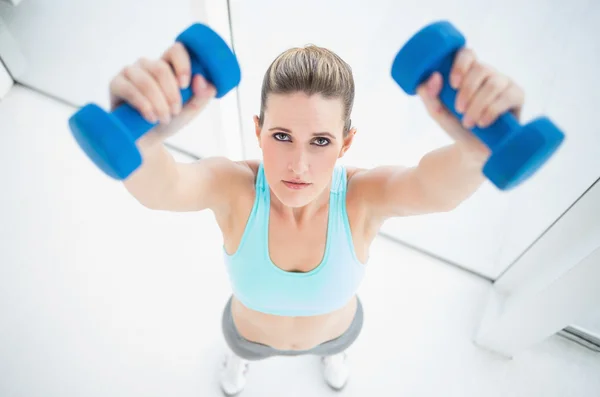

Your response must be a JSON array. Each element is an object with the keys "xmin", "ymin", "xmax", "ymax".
[{"xmin": 273, "ymin": 182, "xmax": 317, "ymax": 208}]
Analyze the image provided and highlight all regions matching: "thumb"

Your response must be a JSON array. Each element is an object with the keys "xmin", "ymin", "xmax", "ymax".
[
  {"xmin": 184, "ymin": 75, "xmax": 216, "ymax": 113},
  {"xmin": 417, "ymin": 72, "xmax": 446, "ymax": 118},
  {"xmin": 417, "ymin": 72, "xmax": 467, "ymax": 139},
  {"xmin": 151, "ymin": 75, "xmax": 216, "ymax": 137}
]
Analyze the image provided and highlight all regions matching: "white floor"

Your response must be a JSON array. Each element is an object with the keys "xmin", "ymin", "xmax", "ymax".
[{"xmin": 1, "ymin": 86, "xmax": 600, "ymax": 397}]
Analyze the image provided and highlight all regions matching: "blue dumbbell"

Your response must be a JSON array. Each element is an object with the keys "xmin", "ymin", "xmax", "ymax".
[
  {"xmin": 391, "ymin": 20, "xmax": 565, "ymax": 190},
  {"xmin": 69, "ymin": 23, "xmax": 241, "ymax": 180}
]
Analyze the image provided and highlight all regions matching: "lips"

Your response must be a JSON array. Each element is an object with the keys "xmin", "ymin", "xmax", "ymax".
[
  {"xmin": 284, "ymin": 180, "xmax": 309, "ymax": 184},
  {"xmin": 283, "ymin": 180, "xmax": 311, "ymax": 189}
]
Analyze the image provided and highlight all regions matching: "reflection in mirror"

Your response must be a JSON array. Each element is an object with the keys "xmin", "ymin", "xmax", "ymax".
[{"xmin": 0, "ymin": 0, "xmax": 197, "ymax": 107}]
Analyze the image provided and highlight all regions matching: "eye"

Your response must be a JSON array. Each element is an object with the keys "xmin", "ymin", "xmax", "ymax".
[
  {"xmin": 273, "ymin": 132, "xmax": 291, "ymax": 142},
  {"xmin": 313, "ymin": 137, "xmax": 330, "ymax": 146}
]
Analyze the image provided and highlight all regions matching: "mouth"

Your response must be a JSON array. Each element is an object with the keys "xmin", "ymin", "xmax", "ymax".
[{"xmin": 282, "ymin": 180, "xmax": 311, "ymax": 190}]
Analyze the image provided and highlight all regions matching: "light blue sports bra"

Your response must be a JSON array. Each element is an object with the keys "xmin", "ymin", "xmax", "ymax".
[{"xmin": 222, "ymin": 162, "xmax": 367, "ymax": 317}]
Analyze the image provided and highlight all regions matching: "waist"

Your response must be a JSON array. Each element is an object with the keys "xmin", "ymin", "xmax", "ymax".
[{"xmin": 230, "ymin": 294, "xmax": 359, "ymax": 351}]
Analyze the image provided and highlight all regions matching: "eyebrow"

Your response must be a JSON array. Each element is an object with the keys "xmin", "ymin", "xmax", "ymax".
[{"xmin": 268, "ymin": 127, "xmax": 337, "ymax": 140}]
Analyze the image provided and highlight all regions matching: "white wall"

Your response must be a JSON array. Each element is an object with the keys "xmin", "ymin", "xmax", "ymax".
[
  {"xmin": 229, "ymin": 0, "xmax": 600, "ymax": 279},
  {"xmin": 0, "ymin": 83, "xmax": 234, "ymax": 397},
  {"xmin": 0, "ymin": 0, "xmax": 243, "ymax": 160},
  {"xmin": 0, "ymin": 58, "xmax": 12, "ymax": 97},
  {"xmin": 474, "ymin": 178, "xmax": 600, "ymax": 352}
]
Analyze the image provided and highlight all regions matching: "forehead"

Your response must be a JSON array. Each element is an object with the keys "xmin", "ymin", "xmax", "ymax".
[{"xmin": 264, "ymin": 92, "xmax": 344, "ymax": 128}]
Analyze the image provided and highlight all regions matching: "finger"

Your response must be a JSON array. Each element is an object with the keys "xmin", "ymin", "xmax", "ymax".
[
  {"xmin": 478, "ymin": 84, "xmax": 523, "ymax": 128},
  {"xmin": 417, "ymin": 72, "xmax": 444, "ymax": 114},
  {"xmin": 450, "ymin": 48, "xmax": 476, "ymax": 89},
  {"xmin": 162, "ymin": 75, "xmax": 216, "ymax": 132},
  {"xmin": 125, "ymin": 61, "xmax": 171, "ymax": 124},
  {"xmin": 189, "ymin": 74, "xmax": 216, "ymax": 108},
  {"xmin": 162, "ymin": 42, "xmax": 192, "ymax": 89},
  {"xmin": 109, "ymin": 73, "xmax": 157, "ymax": 123},
  {"xmin": 140, "ymin": 58, "xmax": 182, "ymax": 116},
  {"xmin": 416, "ymin": 73, "xmax": 469, "ymax": 138},
  {"xmin": 463, "ymin": 74, "xmax": 510, "ymax": 128},
  {"xmin": 455, "ymin": 62, "xmax": 491, "ymax": 115}
]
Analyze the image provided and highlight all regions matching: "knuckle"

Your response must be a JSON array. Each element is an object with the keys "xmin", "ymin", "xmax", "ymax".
[
  {"xmin": 472, "ymin": 62, "xmax": 485, "ymax": 77},
  {"xmin": 462, "ymin": 79, "xmax": 476, "ymax": 96},
  {"xmin": 122, "ymin": 64, "xmax": 135, "ymax": 79},
  {"xmin": 488, "ymin": 76, "xmax": 504, "ymax": 91},
  {"xmin": 136, "ymin": 75, "xmax": 153, "ymax": 92},
  {"xmin": 120, "ymin": 81, "xmax": 136, "ymax": 99},
  {"xmin": 164, "ymin": 43, "xmax": 186, "ymax": 62},
  {"xmin": 488, "ymin": 103, "xmax": 501, "ymax": 116},
  {"xmin": 109, "ymin": 76, "xmax": 120, "ymax": 92},
  {"xmin": 459, "ymin": 49, "xmax": 475, "ymax": 66},
  {"xmin": 463, "ymin": 47, "xmax": 476, "ymax": 58},
  {"xmin": 140, "ymin": 101, "xmax": 154, "ymax": 115},
  {"xmin": 172, "ymin": 42, "xmax": 188, "ymax": 58},
  {"xmin": 150, "ymin": 59, "xmax": 171, "ymax": 79},
  {"xmin": 478, "ymin": 62, "xmax": 491, "ymax": 74}
]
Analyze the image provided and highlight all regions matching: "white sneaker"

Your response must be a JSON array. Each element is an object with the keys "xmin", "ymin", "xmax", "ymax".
[
  {"xmin": 220, "ymin": 351, "xmax": 249, "ymax": 396},
  {"xmin": 321, "ymin": 351, "xmax": 349, "ymax": 391}
]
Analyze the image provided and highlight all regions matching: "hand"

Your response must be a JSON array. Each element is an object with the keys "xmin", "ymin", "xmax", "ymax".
[
  {"xmin": 417, "ymin": 48, "xmax": 524, "ymax": 162},
  {"xmin": 108, "ymin": 42, "xmax": 216, "ymax": 148}
]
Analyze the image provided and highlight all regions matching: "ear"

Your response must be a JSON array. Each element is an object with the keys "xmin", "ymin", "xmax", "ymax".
[
  {"xmin": 253, "ymin": 115, "xmax": 262, "ymax": 149},
  {"xmin": 338, "ymin": 127, "xmax": 357, "ymax": 158}
]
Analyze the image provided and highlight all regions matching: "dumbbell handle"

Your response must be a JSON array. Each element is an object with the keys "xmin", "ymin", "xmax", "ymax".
[
  {"xmin": 112, "ymin": 55, "xmax": 207, "ymax": 142},
  {"xmin": 436, "ymin": 52, "xmax": 521, "ymax": 150}
]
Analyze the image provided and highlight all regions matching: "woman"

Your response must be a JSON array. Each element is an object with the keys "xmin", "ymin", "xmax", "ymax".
[{"xmin": 111, "ymin": 41, "xmax": 523, "ymax": 395}]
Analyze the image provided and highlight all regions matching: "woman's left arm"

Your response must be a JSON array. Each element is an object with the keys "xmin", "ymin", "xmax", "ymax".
[
  {"xmin": 354, "ymin": 48, "xmax": 524, "ymax": 218},
  {"xmin": 411, "ymin": 47, "xmax": 524, "ymax": 208}
]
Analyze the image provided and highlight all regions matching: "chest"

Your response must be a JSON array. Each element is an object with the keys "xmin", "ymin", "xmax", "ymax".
[
  {"xmin": 267, "ymin": 207, "xmax": 330, "ymax": 273},
  {"xmin": 220, "ymin": 184, "xmax": 375, "ymax": 271}
]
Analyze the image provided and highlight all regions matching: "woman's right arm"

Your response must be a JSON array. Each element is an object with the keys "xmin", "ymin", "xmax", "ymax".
[{"xmin": 110, "ymin": 42, "xmax": 248, "ymax": 213}]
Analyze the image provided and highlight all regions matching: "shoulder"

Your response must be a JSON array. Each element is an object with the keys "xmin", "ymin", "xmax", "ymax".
[
  {"xmin": 341, "ymin": 164, "xmax": 370, "ymax": 213},
  {"xmin": 342, "ymin": 163, "xmax": 413, "ymax": 220},
  {"xmin": 343, "ymin": 164, "xmax": 395, "ymax": 193},
  {"xmin": 343, "ymin": 165, "xmax": 364, "ymax": 182},
  {"xmin": 190, "ymin": 156, "xmax": 259, "ymax": 202},
  {"xmin": 223, "ymin": 158, "xmax": 267, "ymax": 198},
  {"xmin": 230, "ymin": 158, "xmax": 261, "ymax": 191},
  {"xmin": 238, "ymin": 158, "xmax": 261, "ymax": 178}
]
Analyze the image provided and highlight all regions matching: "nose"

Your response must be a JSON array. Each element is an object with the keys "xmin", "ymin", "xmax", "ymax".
[{"xmin": 289, "ymin": 148, "xmax": 308, "ymax": 175}]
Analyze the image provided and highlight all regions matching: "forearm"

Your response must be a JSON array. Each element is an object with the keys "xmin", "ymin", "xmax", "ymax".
[
  {"xmin": 414, "ymin": 141, "xmax": 489, "ymax": 210},
  {"xmin": 122, "ymin": 135, "xmax": 180, "ymax": 209}
]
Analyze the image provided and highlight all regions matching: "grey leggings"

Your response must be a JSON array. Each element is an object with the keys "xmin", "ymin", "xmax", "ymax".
[{"xmin": 221, "ymin": 295, "xmax": 364, "ymax": 361}]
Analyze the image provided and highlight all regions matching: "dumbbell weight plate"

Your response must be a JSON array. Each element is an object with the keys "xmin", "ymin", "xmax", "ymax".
[
  {"xmin": 176, "ymin": 23, "xmax": 241, "ymax": 98},
  {"xmin": 483, "ymin": 116, "xmax": 565, "ymax": 190},
  {"xmin": 391, "ymin": 20, "xmax": 465, "ymax": 96}
]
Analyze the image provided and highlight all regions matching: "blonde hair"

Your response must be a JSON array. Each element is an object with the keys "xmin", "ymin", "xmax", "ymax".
[{"xmin": 258, "ymin": 45, "xmax": 355, "ymax": 136}]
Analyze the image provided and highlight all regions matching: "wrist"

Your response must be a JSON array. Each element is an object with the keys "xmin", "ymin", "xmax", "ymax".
[
  {"xmin": 457, "ymin": 140, "xmax": 491, "ymax": 168},
  {"xmin": 136, "ymin": 130, "xmax": 167, "ymax": 156}
]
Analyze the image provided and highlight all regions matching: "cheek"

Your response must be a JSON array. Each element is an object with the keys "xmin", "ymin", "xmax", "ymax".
[
  {"xmin": 260, "ymin": 138, "xmax": 288, "ymax": 170},
  {"xmin": 311, "ymin": 147, "xmax": 340, "ymax": 179},
  {"xmin": 260, "ymin": 136, "xmax": 277, "ymax": 153},
  {"xmin": 310, "ymin": 148, "xmax": 337, "ymax": 166}
]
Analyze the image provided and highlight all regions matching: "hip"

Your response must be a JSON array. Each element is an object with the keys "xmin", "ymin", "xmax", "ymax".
[{"xmin": 228, "ymin": 294, "xmax": 360, "ymax": 351}]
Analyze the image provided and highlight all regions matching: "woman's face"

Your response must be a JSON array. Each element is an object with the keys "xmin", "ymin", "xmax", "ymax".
[{"xmin": 255, "ymin": 92, "xmax": 355, "ymax": 208}]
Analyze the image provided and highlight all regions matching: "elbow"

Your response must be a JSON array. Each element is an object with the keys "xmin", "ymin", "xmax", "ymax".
[
  {"xmin": 439, "ymin": 200, "xmax": 461, "ymax": 213},
  {"xmin": 439, "ymin": 187, "xmax": 481, "ymax": 212},
  {"xmin": 133, "ymin": 195, "xmax": 165, "ymax": 211},
  {"xmin": 123, "ymin": 186, "xmax": 170, "ymax": 211}
]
